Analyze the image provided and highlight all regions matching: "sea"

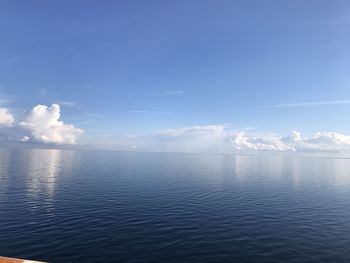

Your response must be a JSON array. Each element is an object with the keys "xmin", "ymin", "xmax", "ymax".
[{"xmin": 1, "ymin": 148, "xmax": 350, "ymax": 262}]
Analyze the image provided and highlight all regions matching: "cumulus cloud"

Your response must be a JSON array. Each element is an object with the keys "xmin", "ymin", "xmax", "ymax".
[
  {"xmin": 230, "ymin": 130, "xmax": 350, "ymax": 152},
  {"xmin": 140, "ymin": 125, "xmax": 350, "ymax": 153},
  {"xmin": 19, "ymin": 104, "xmax": 84, "ymax": 144},
  {"xmin": 284, "ymin": 131, "xmax": 350, "ymax": 152},
  {"xmin": 230, "ymin": 132, "xmax": 295, "ymax": 151},
  {"xmin": 0, "ymin": 103, "xmax": 349, "ymax": 153},
  {"xmin": 0, "ymin": 108, "xmax": 14, "ymax": 127}
]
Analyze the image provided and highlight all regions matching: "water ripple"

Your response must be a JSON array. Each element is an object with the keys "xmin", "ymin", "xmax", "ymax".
[{"xmin": 1, "ymin": 149, "xmax": 350, "ymax": 262}]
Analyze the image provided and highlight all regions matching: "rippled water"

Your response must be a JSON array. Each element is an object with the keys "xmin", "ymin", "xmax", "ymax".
[{"xmin": 1, "ymin": 148, "xmax": 350, "ymax": 262}]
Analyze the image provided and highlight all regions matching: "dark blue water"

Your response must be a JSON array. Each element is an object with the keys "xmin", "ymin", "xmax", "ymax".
[{"xmin": 1, "ymin": 148, "xmax": 350, "ymax": 262}]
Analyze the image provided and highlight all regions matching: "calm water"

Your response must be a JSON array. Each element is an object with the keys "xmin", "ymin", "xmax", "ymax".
[{"xmin": 1, "ymin": 149, "xmax": 350, "ymax": 262}]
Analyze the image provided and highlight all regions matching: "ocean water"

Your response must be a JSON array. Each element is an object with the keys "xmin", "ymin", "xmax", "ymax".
[{"xmin": 1, "ymin": 148, "xmax": 350, "ymax": 262}]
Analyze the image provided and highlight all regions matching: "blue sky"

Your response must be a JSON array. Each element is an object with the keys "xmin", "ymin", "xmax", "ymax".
[{"xmin": 0, "ymin": 1, "xmax": 350, "ymax": 152}]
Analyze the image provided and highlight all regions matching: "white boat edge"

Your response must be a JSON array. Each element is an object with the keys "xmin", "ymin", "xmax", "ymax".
[{"xmin": 0, "ymin": 256, "xmax": 46, "ymax": 263}]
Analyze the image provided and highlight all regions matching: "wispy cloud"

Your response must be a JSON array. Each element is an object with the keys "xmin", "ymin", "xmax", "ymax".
[
  {"xmin": 162, "ymin": 90, "xmax": 184, "ymax": 96},
  {"xmin": 58, "ymin": 101, "xmax": 76, "ymax": 107},
  {"xmin": 262, "ymin": 100, "xmax": 350, "ymax": 108},
  {"xmin": 131, "ymin": 110, "xmax": 172, "ymax": 114}
]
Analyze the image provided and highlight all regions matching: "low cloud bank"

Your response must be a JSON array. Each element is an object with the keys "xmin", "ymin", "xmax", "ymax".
[
  {"xmin": 105, "ymin": 125, "xmax": 350, "ymax": 153},
  {"xmin": 153, "ymin": 125, "xmax": 350, "ymax": 153},
  {"xmin": 0, "ymin": 105, "xmax": 349, "ymax": 153},
  {"xmin": 230, "ymin": 131, "xmax": 350, "ymax": 152},
  {"xmin": 0, "ymin": 104, "xmax": 83, "ymax": 144}
]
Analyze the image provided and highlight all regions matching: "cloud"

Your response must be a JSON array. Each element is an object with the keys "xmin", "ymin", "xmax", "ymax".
[
  {"xmin": 231, "ymin": 130, "xmax": 350, "ymax": 152},
  {"xmin": 162, "ymin": 90, "xmax": 184, "ymax": 96},
  {"xmin": 0, "ymin": 102, "xmax": 82, "ymax": 145},
  {"xmin": 19, "ymin": 104, "xmax": 84, "ymax": 144},
  {"xmin": 149, "ymin": 125, "xmax": 229, "ymax": 153},
  {"xmin": 58, "ymin": 101, "xmax": 76, "ymax": 107},
  {"xmin": 262, "ymin": 100, "xmax": 350, "ymax": 108},
  {"xmin": 0, "ymin": 102, "xmax": 349, "ymax": 153},
  {"xmin": 122, "ymin": 125, "xmax": 350, "ymax": 153},
  {"xmin": 20, "ymin": 136, "xmax": 30, "ymax": 142},
  {"xmin": 0, "ymin": 108, "xmax": 14, "ymax": 127},
  {"xmin": 230, "ymin": 132, "xmax": 295, "ymax": 151},
  {"xmin": 157, "ymin": 125, "xmax": 290, "ymax": 152},
  {"xmin": 284, "ymin": 131, "xmax": 350, "ymax": 152}
]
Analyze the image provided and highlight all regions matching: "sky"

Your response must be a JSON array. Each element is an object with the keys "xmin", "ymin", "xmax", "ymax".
[{"xmin": 0, "ymin": 0, "xmax": 350, "ymax": 153}]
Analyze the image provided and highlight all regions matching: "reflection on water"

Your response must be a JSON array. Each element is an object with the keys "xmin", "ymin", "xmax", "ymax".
[
  {"xmin": 26, "ymin": 149, "xmax": 62, "ymax": 203},
  {"xmin": 0, "ymin": 149, "xmax": 11, "ymax": 189},
  {"xmin": 1, "ymin": 149, "xmax": 350, "ymax": 262},
  {"xmin": 0, "ymin": 148, "xmax": 76, "ymax": 213},
  {"xmin": 328, "ymin": 158, "xmax": 350, "ymax": 186}
]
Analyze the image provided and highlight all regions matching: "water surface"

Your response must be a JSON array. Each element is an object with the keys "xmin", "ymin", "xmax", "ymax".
[{"xmin": 1, "ymin": 148, "xmax": 350, "ymax": 262}]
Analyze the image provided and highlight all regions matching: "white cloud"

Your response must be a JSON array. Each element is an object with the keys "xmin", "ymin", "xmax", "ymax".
[
  {"xmin": 0, "ymin": 102, "xmax": 349, "ymax": 153},
  {"xmin": 230, "ymin": 132, "xmax": 295, "ymax": 151},
  {"xmin": 19, "ymin": 104, "xmax": 84, "ymax": 144},
  {"xmin": 20, "ymin": 136, "xmax": 30, "ymax": 142},
  {"xmin": 0, "ymin": 108, "xmax": 14, "ymax": 127},
  {"xmin": 228, "ymin": 130, "xmax": 350, "ymax": 152},
  {"xmin": 135, "ymin": 125, "xmax": 350, "ymax": 153},
  {"xmin": 285, "ymin": 131, "xmax": 350, "ymax": 152}
]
